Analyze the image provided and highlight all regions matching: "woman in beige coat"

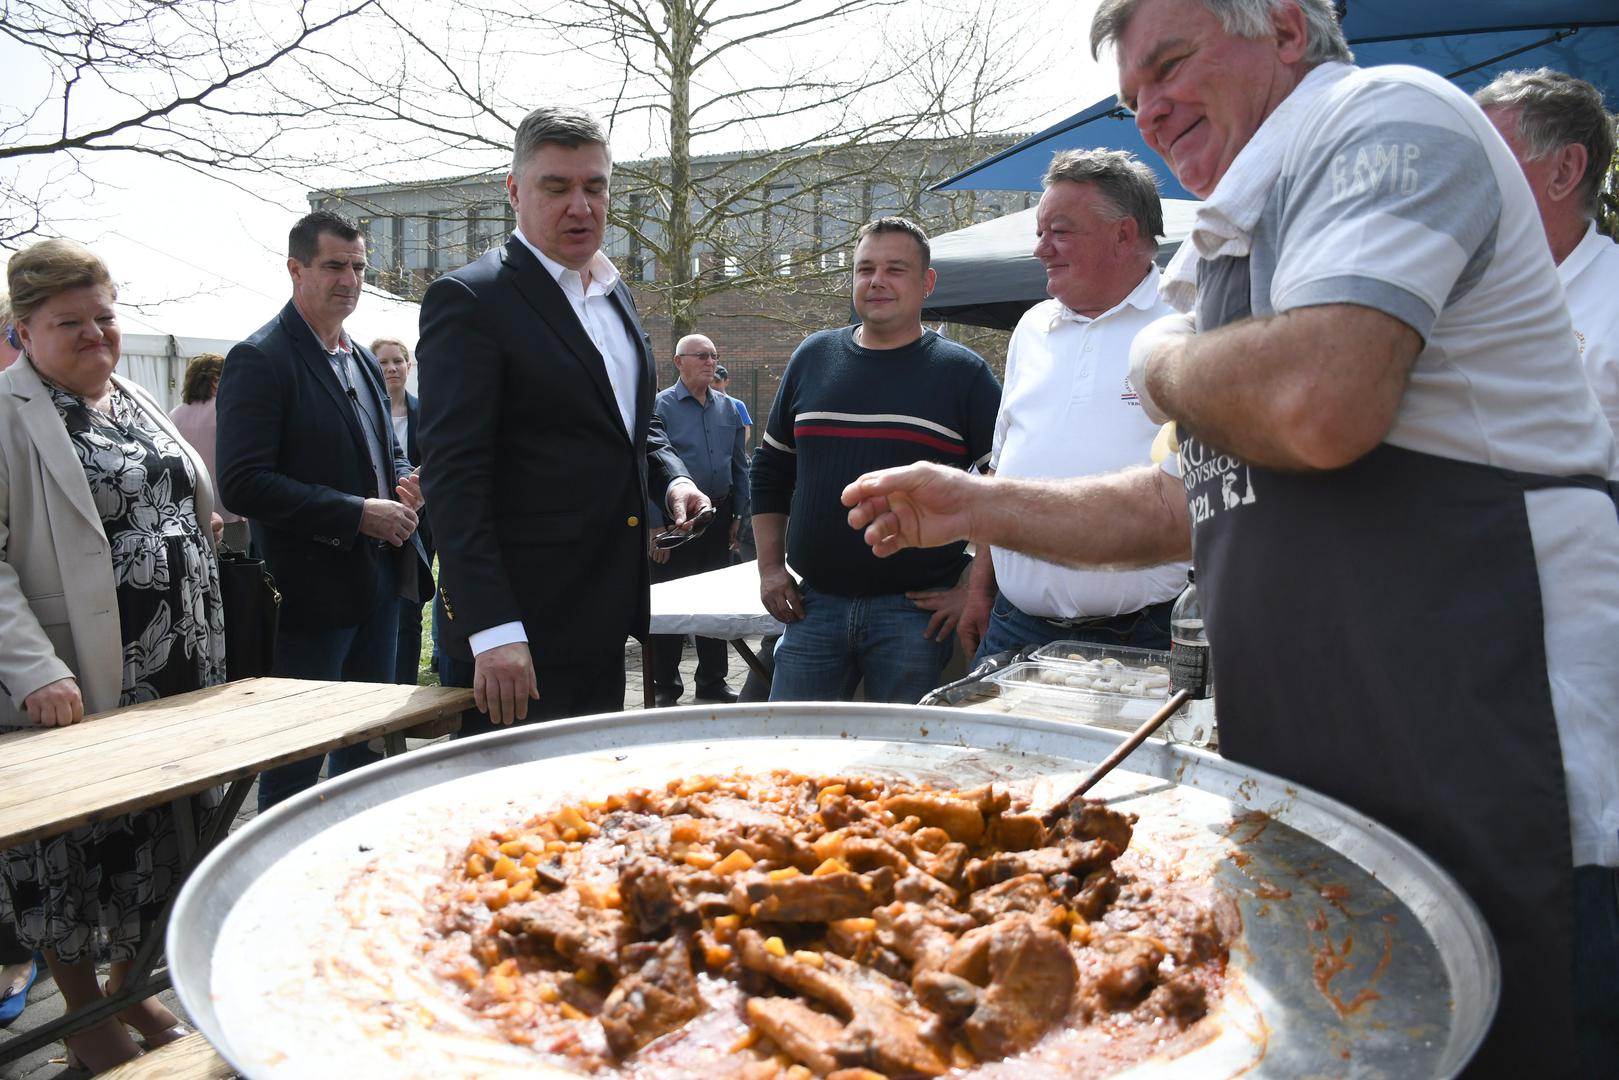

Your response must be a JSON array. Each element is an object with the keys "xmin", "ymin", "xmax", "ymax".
[{"xmin": 0, "ymin": 239, "xmax": 225, "ymax": 1071}]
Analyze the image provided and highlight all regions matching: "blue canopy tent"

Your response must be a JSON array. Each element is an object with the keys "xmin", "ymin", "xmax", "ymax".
[{"xmin": 934, "ymin": 1, "xmax": 1619, "ymax": 194}]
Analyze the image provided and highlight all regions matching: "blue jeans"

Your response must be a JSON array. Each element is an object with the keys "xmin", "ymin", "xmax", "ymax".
[
  {"xmin": 768, "ymin": 587, "xmax": 954, "ymax": 704},
  {"xmin": 256, "ymin": 554, "xmax": 397, "ymax": 812},
  {"xmin": 973, "ymin": 591, "xmax": 1174, "ymax": 665}
]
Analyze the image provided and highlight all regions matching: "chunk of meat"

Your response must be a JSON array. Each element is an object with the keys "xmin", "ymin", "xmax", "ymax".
[
  {"xmin": 964, "ymin": 838, "xmax": 1119, "ymax": 891},
  {"xmin": 1059, "ymin": 802, "xmax": 1136, "ymax": 853},
  {"xmin": 746, "ymin": 869, "xmax": 894, "ymax": 922},
  {"xmin": 881, "ymin": 793, "xmax": 985, "ymax": 845},
  {"xmin": 1086, "ymin": 934, "xmax": 1166, "ymax": 1009},
  {"xmin": 1071, "ymin": 867, "xmax": 1120, "ymax": 921},
  {"xmin": 1137, "ymin": 970, "xmax": 1208, "ymax": 1025},
  {"xmin": 692, "ymin": 796, "xmax": 792, "ymax": 830},
  {"xmin": 912, "ymin": 969, "xmax": 978, "ymax": 1023},
  {"xmin": 598, "ymin": 936, "xmax": 704, "ymax": 1057},
  {"xmin": 987, "ymin": 813, "xmax": 1047, "ymax": 852},
  {"xmin": 619, "ymin": 856, "xmax": 678, "ymax": 934},
  {"xmin": 875, "ymin": 904, "xmax": 960, "ymax": 975},
  {"xmin": 832, "ymin": 1002, "xmax": 952, "ymax": 1077},
  {"xmin": 840, "ymin": 837, "xmax": 913, "ymax": 875},
  {"xmin": 893, "ymin": 870, "xmax": 958, "ymax": 907},
  {"xmin": 746, "ymin": 996, "xmax": 844, "ymax": 1075},
  {"xmin": 493, "ymin": 892, "xmax": 629, "ymax": 974},
  {"xmin": 966, "ymin": 873, "xmax": 1060, "ymax": 925},
  {"xmin": 921, "ymin": 842, "xmax": 968, "ymax": 887},
  {"xmin": 737, "ymin": 929, "xmax": 859, "ymax": 1016},
  {"xmin": 961, "ymin": 917, "xmax": 1077, "ymax": 1060},
  {"xmin": 818, "ymin": 793, "xmax": 872, "ymax": 831}
]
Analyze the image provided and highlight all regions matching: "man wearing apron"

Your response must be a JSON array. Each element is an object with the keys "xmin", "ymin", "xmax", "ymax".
[{"xmin": 842, "ymin": 1, "xmax": 1619, "ymax": 1073}]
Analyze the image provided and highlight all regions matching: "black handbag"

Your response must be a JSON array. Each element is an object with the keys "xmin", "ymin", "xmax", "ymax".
[{"xmin": 218, "ymin": 550, "xmax": 281, "ymax": 678}]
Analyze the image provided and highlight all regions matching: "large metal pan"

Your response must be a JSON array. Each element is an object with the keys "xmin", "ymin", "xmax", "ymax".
[{"xmin": 169, "ymin": 703, "xmax": 1497, "ymax": 1078}]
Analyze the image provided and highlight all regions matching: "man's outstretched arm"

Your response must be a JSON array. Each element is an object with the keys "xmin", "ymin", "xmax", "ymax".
[{"xmin": 842, "ymin": 462, "xmax": 1190, "ymax": 570}]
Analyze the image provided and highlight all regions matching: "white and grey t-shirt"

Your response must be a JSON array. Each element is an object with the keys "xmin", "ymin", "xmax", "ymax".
[{"xmin": 1195, "ymin": 64, "xmax": 1619, "ymax": 868}]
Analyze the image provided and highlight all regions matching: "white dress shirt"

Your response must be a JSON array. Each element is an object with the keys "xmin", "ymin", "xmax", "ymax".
[{"xmin": 989, "ymin": 268, "xmax": 1190, "ymax": 619}]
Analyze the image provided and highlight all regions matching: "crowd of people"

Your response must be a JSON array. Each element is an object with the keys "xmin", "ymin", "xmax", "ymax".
[{"xmin": 0, "ymin": 0, "xmax": 1616, "ymax": 1073}]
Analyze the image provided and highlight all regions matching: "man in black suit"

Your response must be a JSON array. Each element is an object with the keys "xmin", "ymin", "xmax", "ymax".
[
  {"xmin": 418, "ymin": 106, "xmax": 707, "ymax": 734},
  {"xmin": 217, "ymin": 210, "xmax": 427, "ymax": 810}
]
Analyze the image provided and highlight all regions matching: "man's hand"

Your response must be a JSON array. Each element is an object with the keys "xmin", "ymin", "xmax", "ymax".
[
  {"xmin": 759, "ymin": 563, "xmax": 804, "ymax": 623},
  {"xmin": 359, "ymin": 498, "xmax": 419, "ymax": 547},
  {"xmin": 1127, "ymin": 312, "xmax": 1196, "ymax": 425},
  {"xmin": 23, "ymin": 677, "xmax": 84, "ymax": 727},
  {"xmin": 648, "ymin": 532, "xmax": 671, "ymax": 565},
  {"xmin": 664, "ymin": 479, "xmax": 710, "ymax": 528},
  {"xmin": 841, "ymin": 463, "xmax": 980, "ymax": 557},
  {"xmin": 729, "ymin": 517, "xmax": 741, "ymax": 554},
  {"xmin": 473, "ymin": 642, "xmax": 539, "ymax": 726},
  {"xmin": 958, "ymin": 585, "xmax": 994, "ymax": 659},
  {"xmin": 908, "ymin": 578, "xmax": 969, "ymax": 642},
  {"xmin": 396, "ymin": 469, "xmax": 424, "ymax": 511},
  {"xmin": 210, "ymin": 512, "xmax": 224, "ymax": 546}
]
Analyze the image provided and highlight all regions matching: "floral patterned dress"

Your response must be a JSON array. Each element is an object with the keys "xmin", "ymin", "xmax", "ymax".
[{"xmin": 0, "ymin": 382, "xmax": 226, "ymax": 963}]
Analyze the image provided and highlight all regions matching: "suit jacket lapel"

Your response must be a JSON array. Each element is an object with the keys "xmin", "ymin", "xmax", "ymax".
[
  {"xmin": 608, "ymin": 281, "xmax": 654, "ymax": 447},
  {"xmin": 501, "ymin": 239, "xmax": 631, "ymax": 443},
  {"xmin": 9, "ymin": 361, "xmax": 106, "ymax": 537},
  {"xmin": 279, "ymin": 303, "xmax": 368, "ymax": 456}
]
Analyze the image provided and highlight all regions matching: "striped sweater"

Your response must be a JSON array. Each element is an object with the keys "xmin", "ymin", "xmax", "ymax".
[{"xmin": 751, "ymin": 326, "xmax": 1000, "ymax": 596}]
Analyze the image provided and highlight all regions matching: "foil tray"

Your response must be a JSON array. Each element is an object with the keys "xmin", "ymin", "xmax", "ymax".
[{"xmin": 169, "ymin": 703, "xmax": 1497, "ymax": 1078}]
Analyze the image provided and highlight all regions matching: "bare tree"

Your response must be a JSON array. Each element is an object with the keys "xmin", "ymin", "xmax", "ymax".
[
  {"xmin": 298, "ymin": 0, "xmax": 1053, "ymax": 342},
  {"xmin": 0, "ymin": 0, "xmax": 377, "ymax": 245}
]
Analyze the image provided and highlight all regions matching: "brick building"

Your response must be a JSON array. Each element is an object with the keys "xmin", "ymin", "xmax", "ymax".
[{"xmin": 309, "ymin": 137, "xmax": 1034, "ymax": 440}]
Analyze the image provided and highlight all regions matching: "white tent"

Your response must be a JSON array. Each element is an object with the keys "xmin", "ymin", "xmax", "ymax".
[{"xmin": 118, "ymin": 284, "xmax": 422, "ymax": 412}]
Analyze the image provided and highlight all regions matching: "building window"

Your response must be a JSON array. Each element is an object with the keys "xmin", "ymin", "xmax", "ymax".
[
  {"xmin": 402, "ymin": 217, "xmax": 430, "ymax": 271},
  {"xmin": 776, "ymin": 251, "xmax": 793, "ymax": 277},
  {"xmin": 723, "ymin": 254, "xmax": 740, "ymax": 278}
]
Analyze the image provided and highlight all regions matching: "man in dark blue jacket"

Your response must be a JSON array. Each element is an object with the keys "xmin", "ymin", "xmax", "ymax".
[{"xmin": 217, "ymin": 210, "xmax": 427, "ymax": 810}]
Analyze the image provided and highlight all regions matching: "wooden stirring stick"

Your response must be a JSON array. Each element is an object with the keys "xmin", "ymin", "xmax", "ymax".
[{"xmin": 1041, "ymin": 689, "xmax": 1192, "ymax": 826}]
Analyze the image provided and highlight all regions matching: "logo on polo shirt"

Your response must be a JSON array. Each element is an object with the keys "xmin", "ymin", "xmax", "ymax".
[{"xmin": 1121, "ymin": 375, "xmax": 1140, "ymax": 406}]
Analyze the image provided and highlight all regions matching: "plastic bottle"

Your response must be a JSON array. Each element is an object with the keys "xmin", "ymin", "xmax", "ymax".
[{"xmin": 1168, "ymin": 569, "xmax": 1216, "ymax": 747}]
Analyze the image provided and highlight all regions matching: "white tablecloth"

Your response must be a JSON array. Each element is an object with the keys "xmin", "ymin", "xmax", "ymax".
[{"xmin": 649, "ymin": 560, "xmax": 786, "ymax": 640}]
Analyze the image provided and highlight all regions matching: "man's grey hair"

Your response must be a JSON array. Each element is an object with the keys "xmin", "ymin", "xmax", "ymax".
[
  {"xmin": 1044, "ymin": 149, "xmax": 1164, "ymax": 251},
  {"xmin": 1475, "ymin": 68, "xmax": 1615, "ymax": 218},
  {"xmin": 512, "ymin": 106, "xmax": 611, "ymax": 178},
  {"xmin": 1091, "ymin": 0, "xmax": 1352, "ymax": 66}
]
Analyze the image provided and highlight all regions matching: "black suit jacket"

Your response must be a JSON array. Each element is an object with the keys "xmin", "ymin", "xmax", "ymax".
[
  {"xmin": 217, "ymin": 301, "xmax": 425, "ymax": 630},
  {"xmin": 417, "ymin": 237, "xmax": 686, "ymax": 665}
]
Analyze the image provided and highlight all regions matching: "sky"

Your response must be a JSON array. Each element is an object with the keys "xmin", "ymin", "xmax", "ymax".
[{"xmin": 2, "ymin": 0, "xmax": 1121, "ymax": 344}]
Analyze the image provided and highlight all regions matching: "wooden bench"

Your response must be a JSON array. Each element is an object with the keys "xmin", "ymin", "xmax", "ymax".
[{"xmin": 98, "ymin": 1032, "xmax": 236, "ymax": 1079}]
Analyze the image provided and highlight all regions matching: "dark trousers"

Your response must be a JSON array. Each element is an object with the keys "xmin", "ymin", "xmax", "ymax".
[
  {"xmin": 256, "ymin": 554, "xmax": 397, "ymax": 812},
  {"xmin": 395, "ymin": 597, "xmax": 425, "ymax": 684},
  {"xmin": 649, "ymin": 501, "xmax": 733, "ymax": 699},
  {"xmin": 440, "ymin": 650, "xmax": 627, "ymax": 739}
]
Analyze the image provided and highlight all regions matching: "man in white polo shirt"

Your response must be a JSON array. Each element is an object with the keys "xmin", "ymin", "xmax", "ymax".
[
  {"xmin": 1476, "ymin": 68, "xmax": 1619, "ymax": 438},
  {"xmin": 961, "ymin": 149, "xmax": 1188, "ymax": 662}
]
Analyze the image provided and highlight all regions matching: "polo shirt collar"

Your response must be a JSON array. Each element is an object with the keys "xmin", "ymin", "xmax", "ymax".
[
  {"xmin": 1047, "ymin": 266, "xmax": 1162, "ymax": 332},
  {"xmin": 1558, "ymin": 220, "xmax": 1606, "ymax": 287}
]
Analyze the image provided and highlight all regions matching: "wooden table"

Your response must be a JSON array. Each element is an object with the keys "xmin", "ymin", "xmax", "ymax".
[{"xmin": 0, "ymin": 678, "xmax": 473, "ymax": 1067}]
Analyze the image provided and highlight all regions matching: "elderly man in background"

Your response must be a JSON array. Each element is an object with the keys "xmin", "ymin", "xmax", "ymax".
[
  {"xmin": 417, "ymin": 106, "xmax": 704, "ymax": 733},
  {"xmin": 217, "ymin": 210, "xmax": 426, "ymax": 810},
  {"xmin": 1476, "ymin": 69, "xmax": 1619, "ymax": 436},
  {"xmin": 647, "ymin": 333, "xmax": 749, "ymax": 706},
  {"xmin": 842, "ymin": 0, "xmax": 1619, "ymax": 1070},
  {"xmin": 752, "ymin": 217, "xmax": 1000, "ymax": 703},
  {"xmin": 961, "ymin": 149, "xmax": 1188, "ymax": 662}
]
